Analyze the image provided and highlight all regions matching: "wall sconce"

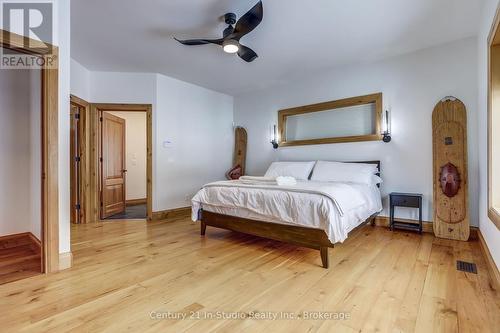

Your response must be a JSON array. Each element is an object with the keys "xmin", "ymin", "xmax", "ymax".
[
  {"xmin": 382, "ymin": 109, "xmax": 392, "ymax": 143},
  {"xmin": 270, "ymin": 124, "xmax": 279, "ymax": 149}
]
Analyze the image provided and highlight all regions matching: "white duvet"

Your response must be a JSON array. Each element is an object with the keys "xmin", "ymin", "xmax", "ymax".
[{"xmin": 191, "ymin": 180, "xmax": 382, "ymax": 243}]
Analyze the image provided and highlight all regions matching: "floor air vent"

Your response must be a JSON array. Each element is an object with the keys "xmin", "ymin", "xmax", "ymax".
[{"xmin": 456, "ymin": 260, "xmax": 477, "ymax": 274}]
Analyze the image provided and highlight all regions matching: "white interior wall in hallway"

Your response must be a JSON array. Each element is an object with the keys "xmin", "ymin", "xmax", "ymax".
[
  {"xmin": 70, "ymin": 58, "xmax": 90, "ymax": 101},
  {"xmin": 0, "ymin": 67, "xmax": 41, "ymax": 239},
  {"xmin": 154, "ymin": 74, "xmax": 234, "ymax": 210},
  {"xmin": 56, "ymin": 0, "xmax": 72, "ymax": 253}
]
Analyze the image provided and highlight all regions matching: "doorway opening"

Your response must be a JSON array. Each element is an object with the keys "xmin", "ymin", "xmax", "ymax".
[
  {"xmin": 0, "ymin": 31, "xmax": 60, "ymax": 281},
  {"xmin": 0, "ymin": 51, "xmax": 42, "ymax": 284},
  {"xmin": 101, "ymin": 110, "xmax": 148, "ymax": 220},
  {"xmin": 91, "ymin": 104, "xmax": 152, "ymax": 222}
]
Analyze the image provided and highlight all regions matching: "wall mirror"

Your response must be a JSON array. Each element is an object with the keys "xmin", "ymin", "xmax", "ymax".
[{"xmin": 278, "ymin": 93, "xmax": 383, "ymax": 146}]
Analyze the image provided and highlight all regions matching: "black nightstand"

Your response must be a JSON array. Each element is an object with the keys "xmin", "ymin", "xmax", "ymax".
[{"xmin": 389, "ymin": 192, "xmax": 423, "ymax": 234}]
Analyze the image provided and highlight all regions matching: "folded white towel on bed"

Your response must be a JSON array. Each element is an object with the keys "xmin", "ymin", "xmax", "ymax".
[
  {"xmin": 276, "ymin": 176, "xmax": 297, "ymax": 186},
  {"xmin": 239, "ymin": 176, "xmax": 276, "ymax": 183},
  {"xmin": 239, "ymin": 175, "xmax": 297, "ymax": 186},
  {"xmin": 239, "ymin": 176, "xmax": 277, "ymax": 185}
]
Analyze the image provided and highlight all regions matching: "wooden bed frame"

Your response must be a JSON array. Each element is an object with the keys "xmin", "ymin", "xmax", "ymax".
[{"xmin": 200, "ymin": 161, "xmax": 381, "ymax": 268}]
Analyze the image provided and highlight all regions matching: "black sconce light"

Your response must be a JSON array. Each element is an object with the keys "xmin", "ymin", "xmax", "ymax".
[
  {"xmin": 382, "ymin": 109, "xmax": 392, "ymax": 143},
  {"xmin": 270, "ymin": 124, "xmax": 279, "ymax": 149}
]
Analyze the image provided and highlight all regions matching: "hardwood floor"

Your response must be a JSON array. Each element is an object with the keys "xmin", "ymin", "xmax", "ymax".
[
  {"xmin": 1, "ymin": 217, "xmax": 499, "ymax": 332},
  {"xmin": 0, "ymin": 234, "xmax": 41, "ymax": 285}
]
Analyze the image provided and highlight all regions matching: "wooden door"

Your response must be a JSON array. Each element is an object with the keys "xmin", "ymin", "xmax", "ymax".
[{"xmin": 101, "ymin": 113, "xmax": 126, "ymax": 218}]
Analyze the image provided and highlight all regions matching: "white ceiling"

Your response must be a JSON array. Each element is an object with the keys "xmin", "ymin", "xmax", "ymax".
[{"xmin": 71, "ymin": 0, "xmax": 484, "ymax": 96}]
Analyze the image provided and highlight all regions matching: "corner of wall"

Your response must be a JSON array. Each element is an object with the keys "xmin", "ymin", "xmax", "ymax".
[
  {"xmin": 70, "ymin": 58, "xmax": 91, "ymax": 101},
  {"xmin": 58, "ymin": 0, "xmax": 71, "ymax": 254}
]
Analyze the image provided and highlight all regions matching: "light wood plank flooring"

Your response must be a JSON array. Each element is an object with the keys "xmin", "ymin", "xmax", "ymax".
[{"xmin": 1, "ymin": 217, "xmax": 499, "ymax": 332}]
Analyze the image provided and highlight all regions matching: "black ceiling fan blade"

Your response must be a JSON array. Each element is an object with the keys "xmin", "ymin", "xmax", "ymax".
[
  {"xmin": 174, "ymin": 37, "xmax": 223, "ymax": 46},
  {"xmin": 232, "ymin": 1, "xmax": 263, "ymax": 40},
  {"xmin": 237, "ymin": 45, "xmax": 258, "ymax": 62}
]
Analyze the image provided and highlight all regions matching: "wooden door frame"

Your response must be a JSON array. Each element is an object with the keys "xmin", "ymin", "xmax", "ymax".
[
  {"xmin": 487, "ymin": 3, "xmax": 500, "ymax": 230},
  {"xmin": 90, "ymin": 103, "xmax": 153, "ymax": 222},
  {"xmin": 70, "ymin": 95, "xmax": 90, "ymax": 224},
  {"xmin": 0, "ymin": 29, "xmax": 59, "ymax": 272}
]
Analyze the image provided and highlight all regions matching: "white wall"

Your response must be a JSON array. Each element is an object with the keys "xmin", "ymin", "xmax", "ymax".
[
  {"xmin": 89, "ymin": 71, "xmax": 157, "ymax": 104},
  {"xmin": 70, "ymin": 62, "xmax": 234, "ymax": 212},
  {"xmin": 0, "ymin": 67, "xmax": 41, "ymax": 239},
  {"xmin": 234, "ymin": 37, "xmax": 479, "ymax": 225},
  {"xmin": 58, "ymin": 0, "xmax": 71, "ymax": 254},
  {"xmin": 107, "ymin": 111, "xmax": 147, "ymax": 201},
  {"xmin": 478, "ymin": 0, "xmax": 500, "ymax": 267},
  {"xmin": 155, "ymin": 74, "xmax": 234, "ymax": 210},
  {"xmin": 70, "ymin": 58, "xmax": 90, "ymax": 101}
]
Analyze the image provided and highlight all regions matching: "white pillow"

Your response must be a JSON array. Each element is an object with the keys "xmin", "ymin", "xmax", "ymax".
[
  {"xmin": 371, "ymin": 175, "xmax": 383, "ymax": 186},
  {"xmin": 264, "ymin": 161, "xmax": 316, "ymax": 180},
  {"xmin": 310, "ymin": 161, "xmax": 379, "ymax": 185}
]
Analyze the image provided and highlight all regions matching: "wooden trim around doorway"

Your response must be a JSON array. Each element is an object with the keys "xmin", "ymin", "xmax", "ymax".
[
  {"xmin": 1, "ymin": 29, "xmax": 60, "ymax": 273},
  {"xmin": 70, "ymin": 95, "xmax": 90, "ymax": 224},
  {"xmin": 89, "ymin": 104, "xmax": 153, "ymax": 222}
]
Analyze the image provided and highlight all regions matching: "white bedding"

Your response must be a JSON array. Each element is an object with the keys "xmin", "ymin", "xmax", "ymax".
[{"xmin": 191, "ymin": 180, "xmax": 382, "ymax": 243}]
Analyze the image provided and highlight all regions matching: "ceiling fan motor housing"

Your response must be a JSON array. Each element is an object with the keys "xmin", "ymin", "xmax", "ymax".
[{"xmin": 224, "ymin": 12, "xmax": 237, "ymax": 25}]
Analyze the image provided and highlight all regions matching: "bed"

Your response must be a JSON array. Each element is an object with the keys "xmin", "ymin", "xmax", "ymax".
[{"xmin": 191, "ymin": 161, "xmax": 382, "ymax": 268}]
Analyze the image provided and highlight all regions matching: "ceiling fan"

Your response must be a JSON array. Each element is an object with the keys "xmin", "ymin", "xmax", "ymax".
[{"xmin": 174, "ymin": 1, "xmax": 263, "ymax": 62}]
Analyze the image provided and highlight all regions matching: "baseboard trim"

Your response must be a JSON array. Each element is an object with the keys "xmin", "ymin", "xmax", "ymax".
[
  {"xmin": 0, "ymin": 232, "xmax": 41, "ymax": 254},
  {"xmin": 477, "ymin": 230, "xmax": 500, "ymax": 290},
  {"xmin": 58, "ymin": 252, "xmax": 73, "ymax": 271},
  {"xmin": 374, "ymin": 216, "xmax": 478, "ymax": 239},
  {"xmin": 28, "ymin": 233, "xmax": 41, "ymax": 254},
  {"xmin": 152, "ymin": 207, "xmax": 191, "ymax": 221},
  {"xmin": 126, "ymin": 198, "xmax": 147, "ymax": 206},
  {"xmin": 0, "ymin": 231, "xmax": 31, "ymax": 246},
  {"xmin": 375, "ymin": 216, "xmax": 433, "ymax": 233}
]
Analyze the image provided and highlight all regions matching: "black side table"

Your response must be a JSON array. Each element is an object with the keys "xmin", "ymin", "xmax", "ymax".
[{"xmin": 389, "ymin": 192, "xmax": 423, "ymax": 234}]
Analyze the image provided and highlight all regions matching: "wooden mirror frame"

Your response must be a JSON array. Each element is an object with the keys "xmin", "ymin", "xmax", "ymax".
[{"xmin": 278, "ymin": 93, "xmax": 383, "ymax": 147}]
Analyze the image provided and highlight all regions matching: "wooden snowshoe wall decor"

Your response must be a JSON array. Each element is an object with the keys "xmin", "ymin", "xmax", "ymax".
[
  {"xmin": 432, "ymin": 97, "xmax": 470, "ymax": 241},
  {"xmin": 226, "ymin": 127, "xmax": 247, "ymax": 180}
]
